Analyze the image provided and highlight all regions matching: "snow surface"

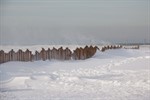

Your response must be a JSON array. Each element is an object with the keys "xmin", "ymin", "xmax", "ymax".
[{"xmin": 0, "ymin": 45, "xmax": 150, "ymax": 100}]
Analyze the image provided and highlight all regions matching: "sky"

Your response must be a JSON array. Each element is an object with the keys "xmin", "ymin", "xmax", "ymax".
[{"xmin": 0, "ymin": 0, "xmax": 149, "ymax": 45}]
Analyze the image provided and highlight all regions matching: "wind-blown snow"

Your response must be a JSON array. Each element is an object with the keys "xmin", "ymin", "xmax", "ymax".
[{"xmin": 0, "ymin": 45, "xmax": 150, "ymax": 100}]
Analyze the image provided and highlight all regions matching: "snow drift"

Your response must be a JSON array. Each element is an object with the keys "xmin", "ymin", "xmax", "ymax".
[{"xmin": 0, "ymin": 45, "xmax": 150, "ymax": 100}]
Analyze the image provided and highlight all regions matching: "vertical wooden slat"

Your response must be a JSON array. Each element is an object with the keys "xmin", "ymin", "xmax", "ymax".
[
  {"xmin": 9, "ymin": 49, "xmax": 15, "ymax": 61},
  {"xmin": 65, "ymin": 47, "xmax": 72, "ymax": 60},
  {"xmin": 24, "ymin": 49, "xmax": 32, "ymax": 62},
  {"xmin": 0, "ymin": 50, "xmax": 5, "ymax": 63},
  {"xmin": 40, "ymin": 48, "xmax": 47, "ymax": 61},
  {"xmin": 47, "ymin": 48, "xmax": 51, "ymax": 60},
  {"xmin": 58, "ymin": 47, "xmax": 63, "ymax": 60},
  {"xmin": 34, "ymin": 51, "xmax": 40, "ymax": 61},
  {"xmin": 52, "ymin": 47, "xmax": 57, "ymax": 59}
]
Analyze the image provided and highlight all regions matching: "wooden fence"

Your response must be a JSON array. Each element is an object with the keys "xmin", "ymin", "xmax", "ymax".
[
  {"xmin": 0, "ymin": 45, "xmax": 123, "ymax": 64},
  {"xmin": 123, "ymin": 45, "xmax": 139, "ymax": 49},
  {"xmin": 101, "ymin": 45, "xmax": 122, "ymax": 52}
]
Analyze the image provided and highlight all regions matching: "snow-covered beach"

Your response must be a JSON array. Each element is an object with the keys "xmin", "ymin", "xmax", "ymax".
[{"xmin": 0, "ymin": 45, "xmax": 149, "ymax": 100}]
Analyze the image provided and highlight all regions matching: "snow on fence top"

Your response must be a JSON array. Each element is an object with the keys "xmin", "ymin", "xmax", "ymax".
[{"xmin": 0, "ymin": 45, "xmax": 126, "ymax": 64}]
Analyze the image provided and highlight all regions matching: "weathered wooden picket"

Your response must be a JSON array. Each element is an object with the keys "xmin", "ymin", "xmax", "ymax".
[{"xmin": 0, "ymin": 45, "xmax": 123, "ymax": 64}]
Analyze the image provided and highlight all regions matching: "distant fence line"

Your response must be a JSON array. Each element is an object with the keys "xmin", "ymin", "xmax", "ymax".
[
  {"xmin": 123, "ymin": 45, "xmax": 139, "ymax": 49},
  {"xmin": 0, "ymin": 45, "xmax": 123, "ymax": 64}
]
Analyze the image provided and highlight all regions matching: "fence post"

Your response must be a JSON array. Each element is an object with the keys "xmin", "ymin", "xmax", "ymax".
[
  {"xmin": 40, "ymin": 48, "xmax": 47, "ymax": 61},
  {"xmin": 72, "ymin": 48, "xmax": 79, "ymax": 60},
  {"xmin": 9, "ymin": 49, "xmax": 15, "ymax": 61},
  {"xmin": 51, "ymin": 47, "xmax": 57, "ymax": 59},
  {"xmin": 65, "ymin": 47, "xmax": 72, "ymax": 60},
  {"xmin": 58, "ymin": 47, "xmax": 63, "ymax": 60},
  {"xmin": 16, "ymin": 49, "xmax": 23, "ymax": 61},
  {"xmin": 79, "ymin": 47, "xmax": 84, "ymax": 60},
  {"xmin": 0, "ymin": 50, "xmax": 5, "ymax": 64},
  {"xmin": 47, "ymin": 48, "xmax": 51, "ymax": 60},
  {"xmin": 34, "ymin": 51, "xmax": 40, "ymax": 61},
  {"xmin": 24, "ymin": 49, "xmax": 32, "ymax": 61},
  {"xmin": 4, "ymin": 53, "xmax": 9, "ymax": 63}
]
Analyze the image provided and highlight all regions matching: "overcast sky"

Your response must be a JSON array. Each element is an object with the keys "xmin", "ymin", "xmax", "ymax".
[{"xmin": 0, "ymin": 0, "xmax": 149, "ymax": 45}]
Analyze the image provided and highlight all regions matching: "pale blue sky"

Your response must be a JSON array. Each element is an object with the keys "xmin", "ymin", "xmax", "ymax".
[{"xmin": 0, "ymin": 0, "xmax": 149, "ymax": 45}]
